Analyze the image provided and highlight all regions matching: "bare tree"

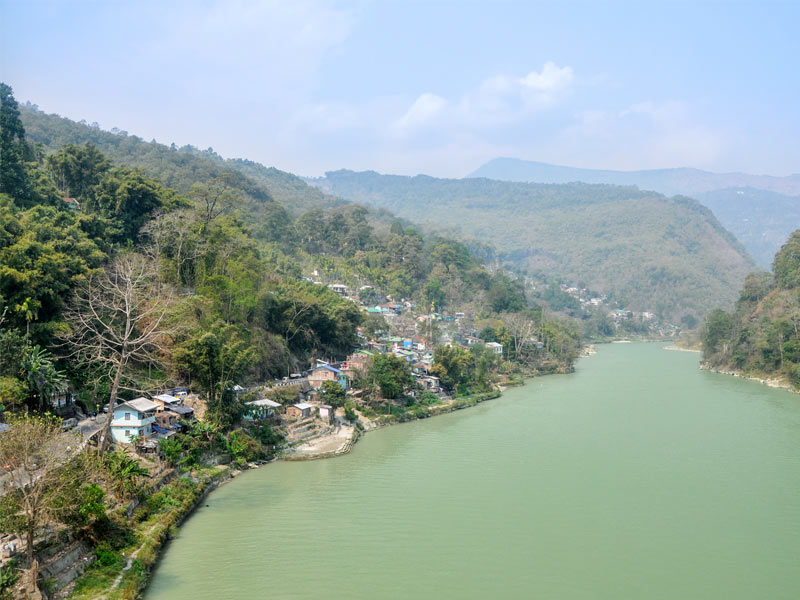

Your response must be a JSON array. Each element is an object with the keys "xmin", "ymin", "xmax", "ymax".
[
  {"xmin": 189, "ymin": 175, "xmax": 241, "ymax": 233},
  {"xmin": 140, "ymin": 209, "xmax": 206, "ymax": 288},
  {"xmin": 61, "ymin": 253, "xmax": 173, "ymax": 453},
  {"xmin": 502, "ymin": 312, "xmax": 537, "ymax": 363},
  {"xmin": 0, "ymin": 414, "xmax": 87, "ymax": 576}
]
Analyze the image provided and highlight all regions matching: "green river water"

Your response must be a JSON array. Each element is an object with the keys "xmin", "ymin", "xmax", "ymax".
[{"xmin": 145, "ymin": 343, "xmax": 800, "ymax": 599}]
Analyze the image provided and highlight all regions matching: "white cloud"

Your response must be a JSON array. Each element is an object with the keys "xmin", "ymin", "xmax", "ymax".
[
  {"xmin": 389, "ymin": 62, "xmax": 575, "ymax": 137},
  {"xmin": 390, "ymin": 93, "xmax": 449, "ymax": 135}
]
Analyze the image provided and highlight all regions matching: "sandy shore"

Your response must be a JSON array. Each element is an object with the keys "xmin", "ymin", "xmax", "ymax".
[
  {"xmin": 282, "ymin": 424, "xmax": 357, "ymax": 460},
  {"xmin": 700, "ymin": 364, "xmax": 796, "ymax": 393}
]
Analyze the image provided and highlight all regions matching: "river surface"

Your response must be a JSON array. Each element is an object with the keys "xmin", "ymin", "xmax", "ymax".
[{"xmin": 146, "ymin": 343, "xmax": 800, "ymax": 599}]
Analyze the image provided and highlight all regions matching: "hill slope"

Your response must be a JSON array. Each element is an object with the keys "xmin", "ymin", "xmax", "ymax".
[
  {"xmin": 315, "ymin": 170, "xmax": 756, "ymax": 321},
  {"xmin": 697, "ymin": 187, "xmax": 800, "ymax": 268},
  {"xmin": 19, "ymin": 104, "xmax": 345, "ymax": 215},
  {"xmin": 470, "ymin": 158, "xmax": 800, "ymax": 268},
  {"xmin": 701, "ymin": 230, "xmax": 800, "ymax": 388}
]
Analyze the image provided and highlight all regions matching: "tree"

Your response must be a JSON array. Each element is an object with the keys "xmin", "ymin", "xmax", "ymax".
[
  {"xmin": 19, "ymin": 345, "xmax": 66, "ymax": 413},
  {"xmin": 365, "ymin": 354, "xmax": 414, "ymax": 400},
  {"xmin": 103, "ymin": 451, "xmax": 149, "ymax": 499},
  {"xmin": 61, "ymin": 253, "xmax": 173, "ymax": 453},
  {"xmin": 86, "ymin": 168, "xmax": 166, "ymax": 242},
  {"xmin": 320, "ymin": 380, "xmax": 346, "ymax": 408},
  {"xmin": 190, "ymin": 175, "xmax": 241, "ymax": 233},
  {"xmin": 0, "ymin": 83, "xmax": 32, "ymax": 205},
  {"xmin": 0, "ymin": 414, "xmax": 85, "ymax": 571},
  {"xmin": 45, "ymin": 143, "xmax": 110, "ymax": 200},
  {"xmin": 701, "ymin": 308, "xmax": 735, "ymax": 359},
  {"xmin": 431, "ymin": 344, "xmax": 474, "ymax": 393},
  {"xmin": 173, "ymin": 324, "xmax": 256, "ymax": 428},
  {"xmin": 774, "ymin": 230, "xmax": 800, "ymax": 290}
]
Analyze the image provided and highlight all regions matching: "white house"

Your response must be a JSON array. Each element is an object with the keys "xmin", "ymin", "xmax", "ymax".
[
  {"xmin": 245, "ymin": 398, "xmax": 282, "ymax": 420},
  {"xmin": 485, "ymin": 342, "xmax": 503, "ymax": 355},
  {"xmin": 110, "ymin": 397, "xmax": 159, "ymax": 444}
]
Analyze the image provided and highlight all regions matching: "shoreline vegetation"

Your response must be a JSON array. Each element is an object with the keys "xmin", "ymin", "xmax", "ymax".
[{"xmin": 699, "ymin": 364, "xmax": 796, "ymax": 393}]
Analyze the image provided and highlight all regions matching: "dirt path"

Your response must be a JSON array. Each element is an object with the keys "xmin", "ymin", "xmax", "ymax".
[{"xmin": 102, "ymin": 521, "xmax": 161, "ymax": 599}]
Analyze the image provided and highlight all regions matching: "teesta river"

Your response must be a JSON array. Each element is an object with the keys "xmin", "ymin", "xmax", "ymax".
[{"xmin": 145, "ymin": 343, "xmax": 800, "ymax": 599}]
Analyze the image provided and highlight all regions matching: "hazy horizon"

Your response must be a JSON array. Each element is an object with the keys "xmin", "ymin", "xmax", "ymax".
[{"xmin": 3, "ymin": 0, "xmax": 799, "ymax": 178}]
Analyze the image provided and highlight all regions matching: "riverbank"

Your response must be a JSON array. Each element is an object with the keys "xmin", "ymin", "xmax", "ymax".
[
  {"xmin": 700, "ymin": 363, "xmax": 797, "ymax": 393},
  {"xmin": 65, "ymin": 383, "xmax": 511, "ymax": 598},
  {"xmin": 69, "ymin": 357, "xmax": 586, "ymax": 599}
]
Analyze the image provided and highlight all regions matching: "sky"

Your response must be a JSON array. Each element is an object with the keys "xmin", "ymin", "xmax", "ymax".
[{"xmin": 2, "ymin": 0, "xmax": 799, "ymax": 178}]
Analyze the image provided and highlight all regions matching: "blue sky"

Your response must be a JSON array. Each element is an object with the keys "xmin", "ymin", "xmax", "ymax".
[{"xmin": 2, "ymin": 0, "xmax": 799, "ymax": 177}]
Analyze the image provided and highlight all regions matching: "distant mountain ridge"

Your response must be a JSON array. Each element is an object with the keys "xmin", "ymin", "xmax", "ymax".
[
  {"xmin": 469, "ymin": 158, "xmax": 800, "ymax": 268},
  {"xmin": 469, "ymin": 158, "xmax": 800, "ymax": 197},
  {"xmin": 314, "ymin": 169, "xmax": 755, "ymax": 321}
]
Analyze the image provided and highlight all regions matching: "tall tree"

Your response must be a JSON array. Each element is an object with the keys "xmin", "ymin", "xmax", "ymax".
[
  {"xmin": 0, "ymin": 83, "xmax": 32, "ymax": 204},
  {"xmin": 46, "ymin": 142, "xmax": 110, "ymax": 199},
  {"xmin": 61, "ymin": 253, "xmax": 173, "ymax": 453}
]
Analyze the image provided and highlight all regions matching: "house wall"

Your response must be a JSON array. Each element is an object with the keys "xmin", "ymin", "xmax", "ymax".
[
  {"xmin": 309, "ymin": 369, "xmax": 336, "ymax": 389},
  {"xmin": 111, "ymin": 409, "xmax": 155, "ymax": 443},
  {"xmin": 110, "ymin": 424, "xmax": 151, "ymax": 444}
]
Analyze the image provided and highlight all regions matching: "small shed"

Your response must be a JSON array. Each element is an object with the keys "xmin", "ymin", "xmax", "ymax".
[
  {"xmin": 286, "ymin": 402, "xmax": 312, "ymax": 419},
  {"xmin": 318, "ymin": 404, "xmax": 333, "ymax": 424}
]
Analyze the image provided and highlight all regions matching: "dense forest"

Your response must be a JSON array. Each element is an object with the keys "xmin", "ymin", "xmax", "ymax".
[
  {"xmin": 314, "ymin": 169, "xmax": 755, "ymax": 321},
  {"xmin": 701, "ymin": 229, "xmax": 800, "ymax": 386}
]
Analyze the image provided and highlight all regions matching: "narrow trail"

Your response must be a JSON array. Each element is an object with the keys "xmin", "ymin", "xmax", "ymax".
[{"xmin": 102, "ymin": 521, "xmax": 161, "ymax": 598}]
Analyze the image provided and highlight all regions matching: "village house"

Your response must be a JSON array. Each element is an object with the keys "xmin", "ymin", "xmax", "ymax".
[
  {"xmin": 153, "ymin": 393, "xmax": 182, "ymax": 409},
  {"xmin": 485, "ymin": 341, "xmax": 504, "ymax": 355},
  {"xmin": 415, "ymin": 374, "xmax": 440, "ymax": 391},
  {"xmin": 341, "ymin": 351, "xmax": 372, "ymax": 380},
  {"xmin": 244, "ymin": 398, "xmax": 282, "ymax": 420},
  {"xmin": 49, "ymin": 382, "xmax": 77, "ymax": 417},
  {"xmin": 308, "ymin": 364, "xmax": 349, "ymax": 390},
  {"xmin": 165, "ymin": 403, "xmax": 195, "ymax": 428},
  {"xmin": 110, "ymin": 397, "xmax": 159, "ymax": 444},
  {"xmin": 154, "ymin": 410, "xmax": 179, "ymax": 431},
  {"xmin": 61, "ymin": 197, "xmax": 80, "ymax": 211},
  {"xmin": 285, "ymin": 402, "xmax": 312, "ymax": 420},
  {"xmin": 327, "ymin": 283, "xmax": 349, "ymax": 297}
]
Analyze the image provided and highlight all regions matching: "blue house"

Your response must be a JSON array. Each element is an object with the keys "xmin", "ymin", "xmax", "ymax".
[{"xmin": 110, "ymin": 397, "xmax": 158, "ymax": 444}]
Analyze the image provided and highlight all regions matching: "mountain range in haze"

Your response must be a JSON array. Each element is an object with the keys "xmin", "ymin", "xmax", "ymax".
[
  {"xmin": 468, "ymin": 158, "xmax": 800, "ymax": 198},
  {"xmin": 469, "ymin": 158, "xmax": 800, "ymax": 268}
]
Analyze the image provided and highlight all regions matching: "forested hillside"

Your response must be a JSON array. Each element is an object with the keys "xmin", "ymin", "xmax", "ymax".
[
  {"xmin": 469, "ymin": 158, "xmax": 800, "ymax": 268},
  {"xmin": 19, "ymin": 104, "xmax": 346, "ymax": 216},
  {"xmin": 314, "ymin": 170, "xmax": 755, "ymax": 321},
  {"xmin": 2, "ymin": 86, "xmax": 564, "ymax": 417},
  {"xmin": 701, "ymin": 230, "xmax": 800, "ymax": 387}
]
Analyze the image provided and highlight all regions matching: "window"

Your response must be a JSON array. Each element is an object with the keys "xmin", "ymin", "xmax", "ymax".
[
  {"xmin": 124, "ymin": 412, "xmax": 130, "ymax": 421},
  {"xmin": 125, "ymin": 430, "xmax": 130, "ymax": 437}
]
